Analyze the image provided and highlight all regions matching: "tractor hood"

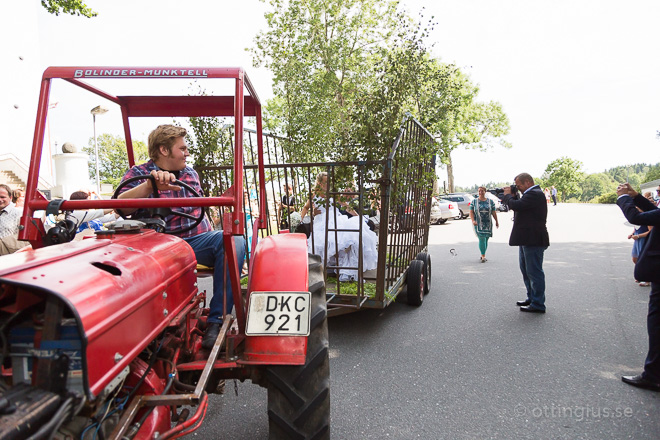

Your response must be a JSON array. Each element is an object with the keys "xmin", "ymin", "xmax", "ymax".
[{"xmin": 0, "ymin": 230, "xmax": 198, "ymax": 399}]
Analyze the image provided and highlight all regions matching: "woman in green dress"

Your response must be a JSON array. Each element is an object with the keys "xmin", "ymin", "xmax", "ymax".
[{"xmin": 469, "ymin": 186, "xmax": 499, "ymax": 262}]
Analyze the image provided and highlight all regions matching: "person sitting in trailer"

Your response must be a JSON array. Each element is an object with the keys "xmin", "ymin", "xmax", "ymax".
[
  {"xmin": 336, "ymin": 180, "xmax": 378, "ymax": 279},
  {"xmin": 367, "ymin": 186, "xmax": 381, "ymax": 232},
  {"xmin": 278, "ymin": 183, "xmax": 297, "ymax": 230},
  {"xmin": 117, "ymin": 124, "xmax": 245, "ymax": 350},
  {"xmin": 337, "ymin": 182, "xmax": 378, "ymax": 232},
  {"xmin": 300, "ymin": 172, "xmax": 378, "ymax": 281}
]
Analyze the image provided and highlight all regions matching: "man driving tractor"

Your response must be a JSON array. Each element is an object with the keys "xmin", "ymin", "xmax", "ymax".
[{"xmin": 117, "ymin": 124, "xmax": 245, "ymax": 349}]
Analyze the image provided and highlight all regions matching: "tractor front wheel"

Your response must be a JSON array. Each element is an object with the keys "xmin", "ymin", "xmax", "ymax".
[{"xmin": 266, "ymin": 253, "xmax": 330, "ymax": 440}]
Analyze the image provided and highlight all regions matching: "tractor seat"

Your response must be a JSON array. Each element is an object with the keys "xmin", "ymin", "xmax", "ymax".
[
  {"xmin": 196, "ymin": 264, "xmax": 249, "ymax": 279},
  {"xmin": 196, "ymin": 263, "xmax": 215, "ymax": 278}
]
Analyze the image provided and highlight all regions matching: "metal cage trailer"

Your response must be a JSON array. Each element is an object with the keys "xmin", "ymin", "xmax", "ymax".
[{"xmin": 197, "ymin": 115, "xmax": 437, "ymax": 317}]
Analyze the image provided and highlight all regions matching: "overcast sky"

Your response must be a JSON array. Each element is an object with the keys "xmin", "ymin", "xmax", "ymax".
[
  {"xmin": 410, "ymin": 0, "xmax": 660, "ymax": 187},
  {"xmin": 16, "ymin": 0, "xmax": 660, "ymax": 187}
]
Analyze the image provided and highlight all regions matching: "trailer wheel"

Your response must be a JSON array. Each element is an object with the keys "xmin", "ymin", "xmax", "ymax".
[
  {"xmin": 416, "ymin": 252, "xmax": 431, "ymax": 295},
  {"xmin": 407, "ymin": 260, "xmax": 424, "ymax": 306},
  {"xmin": 266, "ymin": 253, "xmax": 330, "ymax": 440}
]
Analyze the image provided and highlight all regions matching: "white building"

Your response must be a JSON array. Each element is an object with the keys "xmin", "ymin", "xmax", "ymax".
[{"xmin": 1, "ymin": 2, "xmax": 61, "ymax": 194}]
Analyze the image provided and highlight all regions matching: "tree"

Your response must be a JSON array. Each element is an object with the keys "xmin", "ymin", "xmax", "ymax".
[
  {"xmin": 252, "ymin": 0, "xmax": 411, "ymax": 163},
  {"xmin": 82, "ymin": 134, "xmax": 149, "ymax": 188},
  {"xmin": 414, "ymin": 60, "xmax": 511, "ymax": 192},
  {"xmin": 41, "ymin": 0, "xmax": 96, "ymax": 17},
  {"xmin": 597, "ymin": 192, "xmax": 618, "ymax": 204},
  {"xmin": 543, "ymin": 157, "xmax": 585, "ymax": 202},
  {"xmin": 252, "ymin": 0, "xmax": 510, "ymax": 194},
  {"xmin": 186, "ymin": 117, "xmax": 234, "ymax": 168},
  {"xmin": 184, "ymin": 115, "xmax": 244, "ymax": 197},
  {"xmin": 606, "ymin": 164, "xmax": 648, "ymax": 184},
  {"xmin": 534, "ymin": 177, "xmax": 547, "ymax": 191},
  {"xmin": 580, "ymin": 173, "xmax": 616, "ymax": 202},
  {"xmin": 645, "ymin": 164, "xmax": 660, "ymax": 183}
]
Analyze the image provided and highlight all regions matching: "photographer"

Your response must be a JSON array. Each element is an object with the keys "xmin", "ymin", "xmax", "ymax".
[
  {"xmin": 616, "ymin": 182, "xmax": 660, "ymax": 392},
  {"xmin": 502, "ymin": 173, "xmax": 550, "ymax": 313}
]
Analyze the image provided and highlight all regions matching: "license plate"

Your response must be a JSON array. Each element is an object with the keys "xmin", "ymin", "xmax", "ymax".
[{"xmin": 246, "ymin": 292, "xmax": 311, "ymax": 336}]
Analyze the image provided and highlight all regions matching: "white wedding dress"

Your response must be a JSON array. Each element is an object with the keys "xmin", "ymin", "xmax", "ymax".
[{"xmin": 307, "ymin": 197, "xmax": 378, "ymax": 281}]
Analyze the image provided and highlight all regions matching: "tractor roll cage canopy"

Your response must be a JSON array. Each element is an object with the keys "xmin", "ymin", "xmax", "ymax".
[{"xmin": 21, "ymin": 66, "xmax": 267, "ymax": 239}]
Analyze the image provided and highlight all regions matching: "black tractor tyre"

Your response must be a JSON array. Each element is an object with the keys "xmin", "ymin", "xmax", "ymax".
[
  {"xmin": 416, "ymin": 252, "xmax": 431, "ymax": 295},
  {"xmin": 266, "ymin": 253, "xmax": 330, "ymax": 440},
  {"xmin": 407, "ymin": 260, "xmax": 424, "ymax": 306}
]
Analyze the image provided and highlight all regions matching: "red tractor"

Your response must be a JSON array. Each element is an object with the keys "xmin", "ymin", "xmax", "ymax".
[{"xmin": 0, "ymin": 67, "xmax": 330, "ymax": 439}]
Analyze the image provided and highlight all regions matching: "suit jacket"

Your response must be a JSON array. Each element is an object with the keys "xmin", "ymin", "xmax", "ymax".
[
  {"xmin": 617, "ymin": 194, "xmax": 660, "ymax": 283},
  {"xmin": 502, "ymin": 185, "xmax": 549, "ymax": 247}
]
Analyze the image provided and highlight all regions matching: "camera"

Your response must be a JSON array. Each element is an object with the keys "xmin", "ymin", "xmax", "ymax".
[{"xmin": 489, "ymin": 184, "xmax": 519, "ymax": 200}]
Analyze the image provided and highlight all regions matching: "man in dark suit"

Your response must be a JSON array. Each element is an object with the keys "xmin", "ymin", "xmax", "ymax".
[
  {"xmin": 502, "ymin": 173, "xmax": 550, "ymax": 313},
  {"xmin": 616, "ymin": 182, "xmax": 660, "ymax": 392}
]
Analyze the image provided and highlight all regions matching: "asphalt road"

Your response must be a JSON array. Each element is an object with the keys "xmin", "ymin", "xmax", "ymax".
[{"xmin": 195, "ymin": 203, "xmax": 660, "ymax": 439}]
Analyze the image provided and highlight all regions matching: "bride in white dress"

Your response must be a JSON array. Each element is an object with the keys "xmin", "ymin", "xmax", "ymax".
[{"xmin": 300, "ymin": 172, "xmax": 378, "ymax": 281}]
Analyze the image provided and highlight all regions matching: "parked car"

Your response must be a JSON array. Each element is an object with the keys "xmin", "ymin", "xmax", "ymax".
[
  {"xmin": 430, "ymin": 197, "xmax": 460, "ymax": 224},
  {"xmin": 471, "ymin": 191, "xmax": 507, "ymax": 212},
  {"xmin": 440, "ymin": 193, "xmax": 474, "ymax": 219},
  {"xmin": 484, "ymin": 190, "xmax": 507, "ymax": 212}
]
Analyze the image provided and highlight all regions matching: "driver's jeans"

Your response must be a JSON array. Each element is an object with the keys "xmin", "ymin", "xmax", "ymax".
[{"xmin": 184, "ymin": 231, "xmax": 246, "ymax": 324}]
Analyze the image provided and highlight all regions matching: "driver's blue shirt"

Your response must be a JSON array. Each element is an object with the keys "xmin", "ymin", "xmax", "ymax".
[{"xmin": 119, "ymin": 160, "xmax": 212, "ymax": 238}]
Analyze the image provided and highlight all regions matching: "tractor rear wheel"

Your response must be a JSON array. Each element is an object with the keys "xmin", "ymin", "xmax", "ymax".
[
  {"xmin": 266, "ymin": 253, "xmax": 330, "ymax": 440},
  {"xmin": 416, "ymin": 252, "xmax": 431, "ymax": 295},
  {"xmin": 407, "ymin": 260, "xmax": 424, "ymax": 306}
]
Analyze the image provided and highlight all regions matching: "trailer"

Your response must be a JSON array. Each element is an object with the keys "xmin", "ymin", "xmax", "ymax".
[{"xmin": 197, "ymin": 115, "xmax": 437, "ymax": 316}]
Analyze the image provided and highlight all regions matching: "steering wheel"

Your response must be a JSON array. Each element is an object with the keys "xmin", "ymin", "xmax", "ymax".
[{"xmin": 112, "ymin": 174, "xmax": 205, "ymax": 235}]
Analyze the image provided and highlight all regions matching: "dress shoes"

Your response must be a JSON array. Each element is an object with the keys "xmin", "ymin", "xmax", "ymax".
[
  {"xmin": 621, "ymin": 374, "xmax": 660, "ymax": 392},
  {"xmin": 520, "ymin": 305, "xmax": 545, "ymax": 313},
  {"xmin": 202, "ymin": 322, "xmax": 221, "ymax": 350},
  {"xmin": 516, "ymin": 299, "xmax": 531, "ymax": 307}
]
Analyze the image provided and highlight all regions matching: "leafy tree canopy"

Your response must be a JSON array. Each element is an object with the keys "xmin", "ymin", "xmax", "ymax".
[
  {"xmin": 605, "ymin": 163, "xmax": 651, "ymax": 183},
  {"xmin": 580, "ymin": 173, "xmax": 617, "ymax": 202},
  {"xmin": 415, "ymin": 59, "xmax": 511, "ymax": 192},
  {"xmin": 185, "ymin": 116, "xmax": 235, "ymax": 169},
  {"xmin": 543, "ymin": 156, "xmax": 585, "ymax": 202},
  {"xmin": 252, "ymin": 0, "xmax": 406, "ymax": 163},
  {"xmin": 644, "ymin": 164, "xmax": 660, "ymax": 182},
  {"xmin": 41, "ymin": 0, "xmax": 96, "ymax": 17},
  {"xmin": 252, "ymin": 0, "xmax": 510, "ymax": 196},
  {"xmin": 82, "ymin": 134, "xmax": 149, "ymax": 188}
]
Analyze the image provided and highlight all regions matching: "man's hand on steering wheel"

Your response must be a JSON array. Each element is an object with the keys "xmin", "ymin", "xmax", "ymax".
[
  {"xmin": 112, "ymin": 173, "xmax": 205, "ymax": 235},
  {"xmin": 150, "ymin": 170, "xmax": 182, "ymax": 192}
]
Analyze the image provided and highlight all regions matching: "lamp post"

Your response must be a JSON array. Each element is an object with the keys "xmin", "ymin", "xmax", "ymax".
[{"xmin": 90, "ymin": 106, "xmax": 108, "ymax": 195}]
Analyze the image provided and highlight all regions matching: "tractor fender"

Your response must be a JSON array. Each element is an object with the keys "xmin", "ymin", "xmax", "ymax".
[{"xmin": 242, "ymin": 233, "xmax": 309, "ymax": 365}]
